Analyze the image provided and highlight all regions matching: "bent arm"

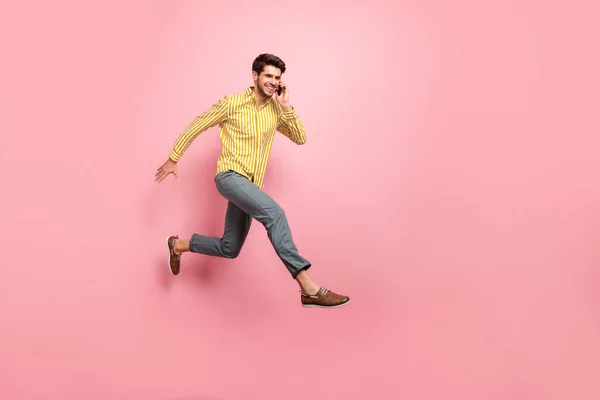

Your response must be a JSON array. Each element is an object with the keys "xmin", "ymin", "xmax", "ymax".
[
  {"xmin": 277, "ymin": 107, "xmax": 307, "ymax": 145},
  {"xmin": 168, "ymin": 96, "xmax": 229, "ymax": 162}
]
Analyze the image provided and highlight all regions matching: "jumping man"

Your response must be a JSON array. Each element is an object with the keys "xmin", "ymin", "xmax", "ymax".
[{"xmin": 155, "ymin": 53, "xmax": 350, "ymax": 309}]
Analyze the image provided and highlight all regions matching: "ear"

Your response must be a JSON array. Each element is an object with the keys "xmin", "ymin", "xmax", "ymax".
[{"xmin": 252, "ymin": 71, "xmax": 258, "ymax": 81}]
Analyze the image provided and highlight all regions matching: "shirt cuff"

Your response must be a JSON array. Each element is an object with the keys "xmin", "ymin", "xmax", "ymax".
[
  {"xmin": 281, "ymin": 107, "xmax": 297, "ymax": 119},
  {"xmin": 168, "ymin": 150, "xmax": 181, "ymax": 162}
]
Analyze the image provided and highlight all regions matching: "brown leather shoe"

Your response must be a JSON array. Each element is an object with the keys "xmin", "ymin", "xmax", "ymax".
[
  {"xmin": 166, "ymin": 235, "xmax": 181, "ymax": 275},
  {"xmin": 301, "ymin": 287, "xmax": 350, "ymax": 308}
]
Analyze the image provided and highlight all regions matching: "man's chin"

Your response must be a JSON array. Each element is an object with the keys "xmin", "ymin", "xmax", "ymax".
[{"xmin": 258, "ymin": 90, "xmax": 271, "ymax": 98}]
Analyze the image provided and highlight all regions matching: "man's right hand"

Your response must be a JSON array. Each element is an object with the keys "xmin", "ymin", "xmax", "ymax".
[{"xmin": 155, "ymin": 158, "xmax": 179, "ymax": 183}]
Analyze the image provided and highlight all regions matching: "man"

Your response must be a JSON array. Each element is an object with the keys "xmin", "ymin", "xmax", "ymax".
[{"xmin": 155, "ymin": 54, "xmax": 350, "ymax": 309}]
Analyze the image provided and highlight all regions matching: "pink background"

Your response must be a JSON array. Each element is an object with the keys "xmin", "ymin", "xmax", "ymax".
[{"xmin": 2, "ymin": 0, "xmax": 600, "ymax": 399}]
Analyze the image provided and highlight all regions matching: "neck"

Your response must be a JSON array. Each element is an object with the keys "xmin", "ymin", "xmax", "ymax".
[{"xmin": 253, "ymin": 86, "xmax": 270, "ymax": 107}]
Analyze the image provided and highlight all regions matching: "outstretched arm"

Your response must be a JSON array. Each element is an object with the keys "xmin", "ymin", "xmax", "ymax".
[
  {"xmin": 275, "ymin": 82, "xmax": 307, "ymax": 145},
  {"xmin": 168, "ymin": 96, "xmax": 229, "ymax": 162},
  {"xmin": 155, "ymin": 96, "xmax": 228, "ymax": 183}
]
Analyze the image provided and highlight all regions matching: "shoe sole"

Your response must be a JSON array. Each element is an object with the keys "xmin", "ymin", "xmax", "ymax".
[
  {"xmin": 302, "ymin": 299, "xmax": 351, "ymax": 309},
  {"xmin": 165, "ymin": 237, "xmax": 175, "ymax": 275}
]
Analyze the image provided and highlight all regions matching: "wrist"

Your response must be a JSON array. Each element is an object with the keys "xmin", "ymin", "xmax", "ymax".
[{"xmin": 280, "ymin": 104, "xmax": 293, "ymax": 112}]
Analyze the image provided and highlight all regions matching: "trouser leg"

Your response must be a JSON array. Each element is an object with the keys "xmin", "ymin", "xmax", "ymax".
[
  {"xmin": 214, "ymin": 170, "xmax": 311, "ymax": 278},
  {"xmin": 189, "ymin": 200, "xmax": 252, "ymax": 259}
]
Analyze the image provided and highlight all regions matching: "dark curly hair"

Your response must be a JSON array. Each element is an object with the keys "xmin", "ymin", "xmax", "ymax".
[{"xmin": 252, "ymin": 53, "xmax": 286, "ymax": 75}]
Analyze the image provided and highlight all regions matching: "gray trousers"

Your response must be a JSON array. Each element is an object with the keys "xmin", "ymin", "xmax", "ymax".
[{"xmin": 189, "ymin": 170, "xmax": 311, "ymax": 279}]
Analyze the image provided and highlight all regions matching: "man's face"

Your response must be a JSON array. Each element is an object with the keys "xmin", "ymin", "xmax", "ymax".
[{"xmin": 253, "ymin": 65, "xmax": 282, "ymax": 98}]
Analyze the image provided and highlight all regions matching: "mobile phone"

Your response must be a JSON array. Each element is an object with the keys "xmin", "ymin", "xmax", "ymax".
[{"xmin": 277, "ymin": 85, "xmax": 283, "ymax": 96}]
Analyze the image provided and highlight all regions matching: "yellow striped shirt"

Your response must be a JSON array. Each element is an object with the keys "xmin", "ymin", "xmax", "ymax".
[{"xmin": 168, "ymin": 87, "xmax": 307, "ymax": 189}]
